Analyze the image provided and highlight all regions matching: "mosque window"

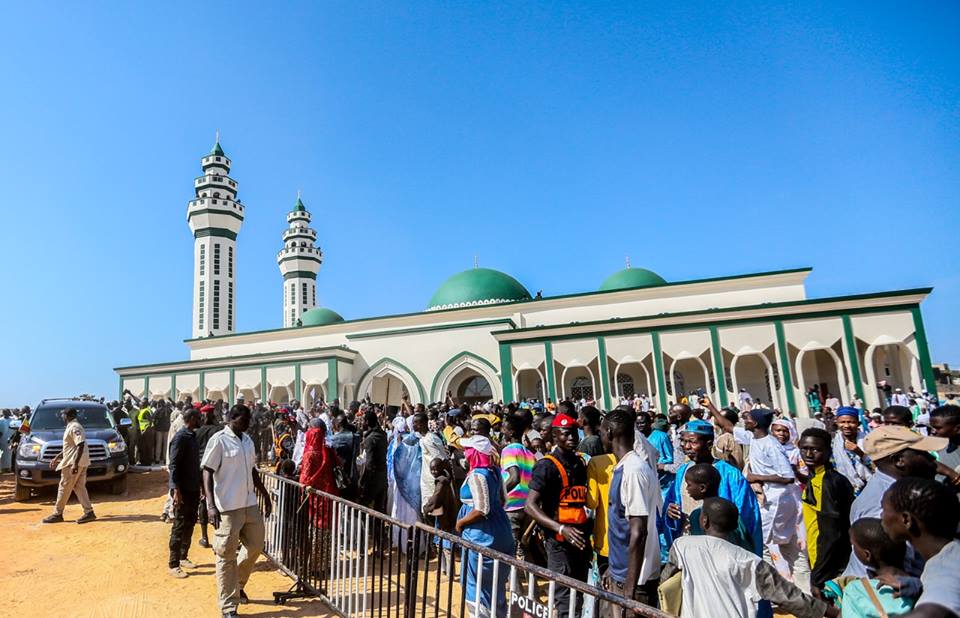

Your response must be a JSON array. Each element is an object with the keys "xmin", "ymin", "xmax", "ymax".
[
  {"xmin": 227, "ymin": 281, "xmax": 233, "ymax": 331},
  {"xmin": 198, "ymin": 281, "xmax": 205, "ymax": 331},
  {"xmin": 289, "ymin": 283, "xmax": 295, "ymax": 306},
  {"xmin": 228, "ymin": 246, "xmax": 233, "ymax": 278},
  {"xmin": 311, "ymin": 284, "xmax": 316, "ymax": 306},
  {"xmin": 214, "ymin": 243, "xmax": 221, "ymax": 275},
  {"xmin": 616, "ymin": 372, "xmax": 635, "ymax": 398},
  {"xmin": 301, "ymin": 282, "xmax": 308, "ymax": 305},
  {"xmin": 212, "ymin": 280, "xmax": 220, "ymax": 330},
  {"xmin": 215, "ymin": 157, "xmax": 221, "ymax": 162},
  {"xmin": 199, "ymin": 244, "xmax": 205, "ymax": 276},
  {"xmin": 214, "ymin": 192, "xmax": 220, "ymax": 198},
  {"xmin": 570, "ymin": 376, "xmax": 594, "ymax": 401}
]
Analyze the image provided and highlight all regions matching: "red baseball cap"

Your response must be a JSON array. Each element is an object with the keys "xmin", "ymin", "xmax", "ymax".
[{"xmin": 552, "ymin": 413, "xmax": 579, "ymax": 428}]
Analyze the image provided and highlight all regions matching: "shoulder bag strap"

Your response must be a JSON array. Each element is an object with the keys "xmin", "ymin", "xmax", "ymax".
[
  {"xmin": 860, "ymin": 577, "xmax": 889, "ymax": 618},
  {"xmin": 543, "ymin": 454, "xmax": 569, "ymax": 488}
]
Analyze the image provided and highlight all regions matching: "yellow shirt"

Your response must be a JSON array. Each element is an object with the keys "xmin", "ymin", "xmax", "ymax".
[
  {"xmin": 586, "ymin": 453, "xmax": 617, "ymax": 557},
  {"xmin": 802, "ymin": 466, "xmax": 825, "ymax": 568},
  {"xmin": 442, "ymin": 425, "xmax": 462, "ymax": 450}
]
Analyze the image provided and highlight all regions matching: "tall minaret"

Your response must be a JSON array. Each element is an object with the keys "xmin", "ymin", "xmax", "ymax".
[
  {"xmin": 277, "ymin": 193, "xmax": 323, "ymax": 327},
  {"xmin": 186, "ymin": 135, "xmax": 244, "ymax": 338}
]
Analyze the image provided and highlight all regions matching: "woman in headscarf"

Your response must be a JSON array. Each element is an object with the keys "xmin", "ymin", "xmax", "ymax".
[
  {"xmin": 831, "ymin": 406, "xmax": 872, "ymax": 495},
  {"xmin": 299, "ymin": 421, "xmax": 339, "ymax": 579},
  {"xmin": 456, "ymin": 435, "xmax": 513, "ymax": 617}
]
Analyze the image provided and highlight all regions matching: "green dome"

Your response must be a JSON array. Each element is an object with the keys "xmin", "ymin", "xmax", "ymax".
[
  {"xmin": 599, "ymin": 267, "xmax": 667, "ymax": 291},
  {"xmin": 428, "ymin": 268, "xmax": 531, "ymax": 311},
  {"xmin": 300, "ymin": 307, "xmax": 344, "ymax": 327}
]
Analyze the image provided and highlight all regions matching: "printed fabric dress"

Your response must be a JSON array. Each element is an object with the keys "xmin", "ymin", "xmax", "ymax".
[{"xmin": 459, "ymin": 467, "xmax": 514, "ymax": 617}]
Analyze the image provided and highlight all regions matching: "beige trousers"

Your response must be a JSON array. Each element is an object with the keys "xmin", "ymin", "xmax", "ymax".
[
  {"xmin": 213, "ymin": 504, "xmax": 265, "ymax": 613},
  {"xmin": 53, "ymin": 466, "xmax": 93, "ymax": 516}
]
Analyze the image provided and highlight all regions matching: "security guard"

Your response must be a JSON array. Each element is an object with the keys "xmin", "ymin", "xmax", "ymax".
[{"xmin": 525, "ymin": 412, "xmax": 592, "ymax": 618}]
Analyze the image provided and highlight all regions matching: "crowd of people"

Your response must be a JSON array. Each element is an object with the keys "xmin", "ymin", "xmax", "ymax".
[{"xmin": 7, "ymin": 382, "xmax": 960, "ymax": 618}]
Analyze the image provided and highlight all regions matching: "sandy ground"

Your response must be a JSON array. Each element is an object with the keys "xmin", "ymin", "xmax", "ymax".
[{"xmin": 0, "ymin": 469, "xmax": 333, "ymax": 618}]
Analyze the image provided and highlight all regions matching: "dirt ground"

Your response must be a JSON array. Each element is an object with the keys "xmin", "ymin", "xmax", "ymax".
[{"xmin": 0, "ymin": 469, "xmax": 333, "ymax": 618}]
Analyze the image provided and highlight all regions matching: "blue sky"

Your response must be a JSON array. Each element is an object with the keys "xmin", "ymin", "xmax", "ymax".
[{"xmin": 1, "ymin": 2, "xmax": 957, "ymax": 405}]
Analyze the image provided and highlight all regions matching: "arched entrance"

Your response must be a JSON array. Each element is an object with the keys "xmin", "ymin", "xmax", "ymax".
[
  {"xmin": 668, "ymin": 356, "xmax": 712, "ymax": 403},
  {"xmin": 561, "ymin": 365, "xmax": 596, "ymax": 402},
  {"xmin": 731, "ymin": 352, "xmax": 778, "ymax": 408},
  {"xmin": 302, "ymin": 384, "xmax": 326, "ymax": 408},
  {"xmin": 356, "ymin": 358, "xmax": 425, "ymax": 406},
  {"xmin": 269, "ymin": 385, "xmax": 292, "ymax": 404},
  {"xmin": 431, "ymin": 353, "xmax": 502, "ymax": 403},
  {"xmin": 457, "ymin": 375, "xmax": 493, "ymax": 406},
  {"xmin": 796, "ymin": 346, "xmax": 848, "ymax": 414},
  {"xmin": 613, "ymin": 360, "xmax": 654, "ymax": 400},
  {"xmin": 515, "ymin": 367, "xmax": 545, "ymax": 401}
]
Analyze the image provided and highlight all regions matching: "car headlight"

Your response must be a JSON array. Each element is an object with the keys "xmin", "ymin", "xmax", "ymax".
[
  {"xmin": 108, "ymin": 440, "xmax": 126, "ymax": 454},
  {"xmin": 18, "ymin": 442, "xmax": 41, "ymax": 459}
]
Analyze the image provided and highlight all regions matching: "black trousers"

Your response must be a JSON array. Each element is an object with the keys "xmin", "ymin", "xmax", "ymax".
[
  {"xmin": 544, "ymin": 535, "xmax": 592, "ymax": 618},
  {"xmin": 168, "ymin": 490, "xmax": 200, "ymax": 568}
]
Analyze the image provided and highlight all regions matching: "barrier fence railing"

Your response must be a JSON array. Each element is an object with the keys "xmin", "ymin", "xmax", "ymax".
[{"xmin": 259, "ymin": 472, "xmax": 671, "ymax": 618}]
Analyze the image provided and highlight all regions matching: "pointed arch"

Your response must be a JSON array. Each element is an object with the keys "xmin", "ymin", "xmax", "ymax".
[
  {"xmin": 430, "ymin": 351, "xmax": 501, "ymax": 403},
  {"xmin": 355, "ymin": 357, "xmax": 426, "ymax": 405}
]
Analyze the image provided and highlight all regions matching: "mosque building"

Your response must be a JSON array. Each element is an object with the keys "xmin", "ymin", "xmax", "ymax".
[{"xmin": 115, "ymin": 140, "xmax": 938, "ymax": 416}]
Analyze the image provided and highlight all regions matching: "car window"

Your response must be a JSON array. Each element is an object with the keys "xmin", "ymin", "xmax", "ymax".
[{"xmin": 29, "ymin": 406, "xmax": 113, "ymax": 431}]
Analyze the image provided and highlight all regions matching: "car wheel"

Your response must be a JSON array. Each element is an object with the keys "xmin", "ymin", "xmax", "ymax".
[
  {"xmin": 111, "ymin": 475, "xmax": 128, "ymax": 495},
  {"xmin": 14, "ymin": 480, "xmax": 31, "ymax": 502}
]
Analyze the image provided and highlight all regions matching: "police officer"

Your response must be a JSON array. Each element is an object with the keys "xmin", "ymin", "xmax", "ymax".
[{"xmin": 525, "ymin": 412, "xmax": 593, "ymax": 617}]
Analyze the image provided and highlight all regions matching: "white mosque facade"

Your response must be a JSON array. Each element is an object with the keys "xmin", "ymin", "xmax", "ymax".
[{"xmin": 116, "ymin": 142, "xmax": 939, "ymax": 416}]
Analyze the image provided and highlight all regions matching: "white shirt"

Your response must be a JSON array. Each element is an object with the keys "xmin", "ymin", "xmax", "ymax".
[
  {"xmin": 672, "ymin": 535, "xmax": 764, "ymax": 618},
  {"xmin": 916, "ymin": 540, "xmax": 960, "ymax": 614},
  {"xmin": 617, "ymin": 450, "xmax": 662, "ymax": 583},
  {"xmin": 201, "ymin": 425, "xmax": 258, "ymax": 512}
]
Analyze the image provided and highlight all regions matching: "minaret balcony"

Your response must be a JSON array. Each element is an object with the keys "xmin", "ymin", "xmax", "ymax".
[
  {"xmin": 287, "ymin": 211, "xmax": 312, "ymax": 224},
  {"xmin": 201, "ymin": 154, "xmax": 232, "ymax": 170},
  {"xmin": 276, "ymin": 246, "xmax": 323, "ymax": 261},
  {"xmin": 282, "ymin": 227, "xmax": 317, "ymax": 242},
  {"xmin": 187, "ymin": 198, "xmax": 244, "ymax": 215},
  {"xmin": 194, "ymin": 175, "xmax": 238, "ymax": 194}
]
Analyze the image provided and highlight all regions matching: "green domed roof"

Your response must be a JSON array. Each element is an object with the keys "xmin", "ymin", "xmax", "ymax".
[
  {"xmin": 428, "ymin": 268, "xmax": 531, "ymax": 311},
  {"xmin": 300, "ymin": 307, "xmax": 344, "ymax": 327},
  {"xmin": 599, "ymin": 267, "xmax": 667, "ymax": 291}
]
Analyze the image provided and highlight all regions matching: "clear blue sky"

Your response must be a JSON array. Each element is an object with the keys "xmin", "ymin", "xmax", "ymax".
[{"xmin": 1, "ymin": 2, "xmax": 958, "ymax": 406}]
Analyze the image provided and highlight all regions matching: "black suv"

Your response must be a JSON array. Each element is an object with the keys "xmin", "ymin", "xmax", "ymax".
[{"xmin": 14, "ymin": 398, "xmax": 130, "ymax": 501}]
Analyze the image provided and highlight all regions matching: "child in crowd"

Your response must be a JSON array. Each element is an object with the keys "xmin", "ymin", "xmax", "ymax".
[
  {"xmin": 662, "ymin": 497, "xmax": 837, "ymax": 618},
  {"xmin": 422, "ymin": 458, "xmax": 459, "ymax": 575},
  {"xmin": 835, "ymin": 518, "xmax": 916, "ymax": 617},
  {"xmin": 684, "ymin": 463, "xmax": 756, "ymax": 553}
]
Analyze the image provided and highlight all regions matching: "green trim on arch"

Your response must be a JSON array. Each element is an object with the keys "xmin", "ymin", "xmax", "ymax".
[
  {"xmin": 709, "ymin": 326, "xmax": 729, "ymax": 407},
  {"xmin": 774, "ymin": 321, "xmax": 797, "ymax": 414},
  {"xmin": 911, "ymin": 306, "xmax": 937, "ymax": 399},
  {"xmin": 651, "ymin": 332, "xmax": 667, "ymax": 412},
  {"xmin": 429, "ymin": 351, "xmax": 500, "ymax": 402},
  {"xmin": 499, "ymin": 344, "xmax": 513, "ymax": 403},
  {"xmin": 228, "ymin": 369, "xmax": 235, "ymax": 406},
  {"xmin": 260, "ymin": 366, "xmax": 267, "ymax": 401},
  {"xmin": 194, "ymin": 228, "xmax": 237, "ymax": 241},
  {"xmin": 355, "ymin": 357, "xmax": 427, "ymax": 404},
  {"xmin": 597, "ymin": 337, "xmax": 611, "ymax": 410},
  {"xmin": 144, "ymin": 375, "xmax": 150, "ymax": 399},
  {"xmin": 171, "ymin": 374, "xmax": 177, "ymax": 400},
  {"xmin": 841, "ymin": 315, "xmax": 865, "ymax": 403},
  {"xmin": 545, "ymin": 342, "xmax": 557, "ymax": 401}
]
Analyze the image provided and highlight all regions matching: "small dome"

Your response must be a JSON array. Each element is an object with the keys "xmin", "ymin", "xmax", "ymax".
[
  {"xmin": 428, "ymin": 268, "xmax": 531, "ymax": 311},
  {"xmin": 599, "ymin": 267, "xmax": 667, "ymax": 291},
  {"xmin": 300, "ymin": 307, "xmax": 344, "ymax": 327}
]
